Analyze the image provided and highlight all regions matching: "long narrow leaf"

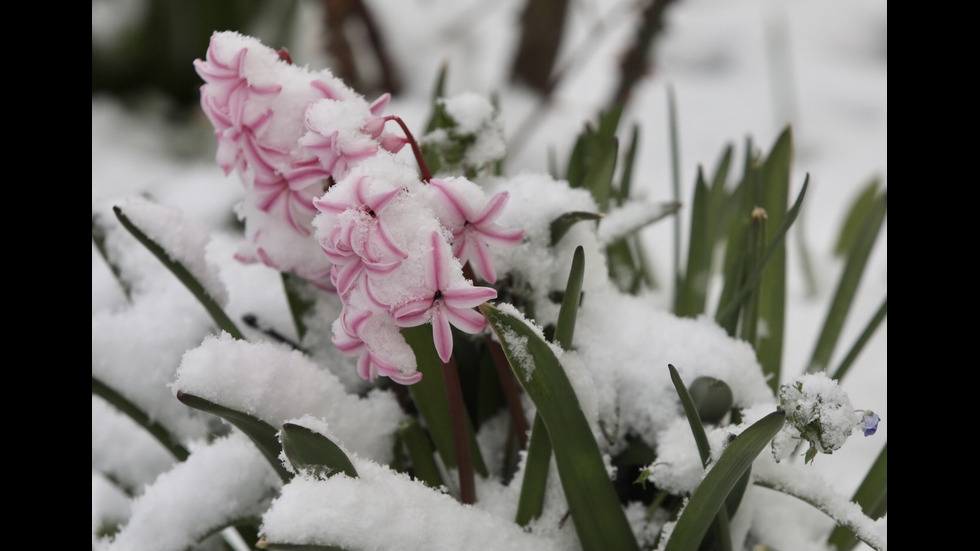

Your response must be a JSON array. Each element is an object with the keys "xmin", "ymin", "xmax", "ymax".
[
  {"xmin": 176, "ymin": 391, "xmax": 291, "ymax": 482},
  {"xmin": 280, "ymin": 272, "xmax": 317, "ymax": 342},
  {"xmin": 93, "ymin": 375, "xmax": 189, "ymax": 461},
  {"xmin": 806, "ymin": 190, "xmax": 886, "ymax": 373},
  {"xmin": 92, "ymin": 213, "xmax": 132, "ymax": 300},
  {"xmin": 827, "ymin": 444, "xmax": 887, "ymax": 551},
  {"xmin": 397, "ymin": 417, "xmax": 445, "ymax": 489},
  {"xmin": 516, "ymin": 245, "xmax": 585, "ymax": 525},
  {"xmin": 113, "ymin": 205, "xmax": 245, "ymax": 340},
  {"xmin": 668, "ymin": 365, "xmax": 733, "ymax": 551},
  {"xmin": 715, "ymin": 176, "xmax": 809, "ymax": 327},
  {"xmin": 550, "ymin": 211, "xmax": 603, "ymax": 246},
  {"xmin": 668, "ymin": 365, "xmax": 712, "ymax": 466},
  {"xmin": 834, "ymin": 177, "xmax": 883, "ymax": 257},
  {"xmin": 401, "ymin": 325, "xmax": 488, "ymax": 476},
  {"xmin": 755, "ymin": 127, "xmax": 792, "ymax": 389},
  {"xmin": 515, "ymin": 413, "xmax": 552, "ymax": 526},
  {"xmin": 280, "ymin": 422, "xmax": 358, "ymax": 479},
  {"xmin": 664, "ymin": 410, "xmax": 786, "ymax": 551},
  {"xmin": 554, "ymin": 245, "xmax": 585, "ymax": 350},
  {"xmin": 831, "ymin": 297, "xmax": 887, "ymax": 382},
  {"xmin": 667, "ymin": 83, "xmax": 682, "ymax": 308},
  {"xmin": 482, "ymin": 303, "xmax": 639, "ymax": 551},
  {"xmin": 675, "ymin": 167, "xmax": 711, "ymax": 317}
]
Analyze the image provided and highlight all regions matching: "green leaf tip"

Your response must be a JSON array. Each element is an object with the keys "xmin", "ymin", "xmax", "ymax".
[{"xmin": 280, "ymin": 422, "xmax": 358, "ymax": 479}]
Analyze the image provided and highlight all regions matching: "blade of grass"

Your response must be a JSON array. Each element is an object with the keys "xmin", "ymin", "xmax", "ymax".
[
  {"xmin": 755, "ymin": 127, "xmax": 792, "ymax": 390},
  {"xmin": 92, "ymin": 213, "xmax": 132, "ymax": 300},
  {"xmin": 515, "ymin": 413, "xmax": 552, "ymax": 526},
  {"xmin": 280, "ymin": 272, "xmax": 317, "ymax": 342},
  {"xmin": 397, "ymin": 417, "xmax": 445, "ymax": 489},
  {"xmin": 830, "ymin": 297, "xmax": 886, "ymax": 382},
  {"xmin": 834, "ymin": 177, "xmax": 883, "ymax": 258},
  {"xmin": 827, "ymin": 444, "xmax": 887, "ymax": 551},
  {"xmin": 664, "ymin": 410, "xmax": 786, "ymax": 551},
  {"xmin": 482, "ymin": 303, "xmax": 639, "ymax": 551},
  {"xmin": 716, "ymin": 176, "xmax": 808, "ymax": 335},
  {"xmin": 668, "ymin": 365, "xmax": 735, "ymax": 551},
  {"xmin": 92, "ymin": 375, "xmax": 189, "ymax": 461},
  {"xmin": 806, "ymin": 190, "xmax": 886, "ymax": 373},
  {"xmin": 113, "ymin": 205, "xmax": 244, "ymax": 340},
  {"xmin": 667, "ymin": 83, "xmax": 682, "ymax": 308},
  {"xmin": 675, "ymin": 167, "xmax": 711, "ymax": 318}
]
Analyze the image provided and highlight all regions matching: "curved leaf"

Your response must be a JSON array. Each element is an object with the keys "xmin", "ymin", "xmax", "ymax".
[
  {"xmin": 113, "ymin": 205, "xmax": 245, "ymax": 340},
  {"xmin": 280, "ymin": 423, "xmax": 358, "ymax": 479},
  {"xmin": 176, "ymin": 391, "xmax": 291, "ymax": 482},
  {"xmin": 550, "ymin": 211, "xmax": 603, "ymax": 246},
  {"xmin": 482, "ymin": 303, "xmax": 639, "ymax": 551},
  {"xmin": 665, "ymin": 410, "xmax": 786, "ymax": 551}
]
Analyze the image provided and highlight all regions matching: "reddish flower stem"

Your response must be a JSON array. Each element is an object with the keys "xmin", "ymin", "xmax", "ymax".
[
  {"xmin": 487, "ymin": 336, "xmax": 529, "ymax": 450},
  {"xmin": 385, "ymin": 115, "xmax": 432, "ymax": 182},
  {"xmin": 442, "ymin": 354, "xmax": 476, "ymax": 504}
]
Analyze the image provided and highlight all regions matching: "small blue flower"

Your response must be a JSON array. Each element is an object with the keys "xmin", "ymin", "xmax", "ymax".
[{"xmin": 862, "ymin": 413, "xmax": 880, "ymax": 436}]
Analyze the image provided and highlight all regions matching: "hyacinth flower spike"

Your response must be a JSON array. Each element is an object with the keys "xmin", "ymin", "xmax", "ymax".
[
  {"xmin": 429, "ymin": 178, "xmax": 525, "ymax": 283},
  {"xmin": 392, "ymin": 232, "xmax": 498, "ymax": 363}
]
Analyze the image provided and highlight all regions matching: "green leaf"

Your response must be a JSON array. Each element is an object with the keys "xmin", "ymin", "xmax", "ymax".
[
  {"xmin": 667, "ymin": 83, "xmax": 683, "ymax": 314},
  {"xmin": 280, "ymin": 422, "xmax": 358, "ymax": 479},
  {"xmin": 176, "ymin": 391, "xmax": 291, "ymax": 482},
  {"xmin": 92, "ymin": 375, "xmax": 189, "ymax": 461},
  {"xmin": 755, "ymin": 126, "xmax": 792, "ymax": 393},
  {"xmin": 401, "ymin": 324, "xmax": 488, "ymax": 476},
  {"xmin": 113, "ymin": 204, "xmax": 245, "ymax": 340},
  {"xmin": 516, "ymin": 244, "xmax": 584, "ymax": 525},
  {"xmin": 615, "ymin": 124, "xmax": 641, "ymax": 204},
  {"xmin": 675, "ymin": 167, "xmax": 713, "ymax": 318},
  {"xmin": 515, "ymin": 413, "xmax": 552, "ymax": 526},
  {"xmin": 664, "ymin": 410, "xmax": 786, "ymax": 551},
  {"xmin": 806, "ymin": 189, "xmax": 887, "ymax": 373},
  {"xmin": 830, "ymin": 297, "xmax": 887, "ymax": 382},
  {"xmin": 281, "ymin": 272, "xmax": 318, "ymax": 342},
  {"xmin": 668, "ymin": 365, "xmax": 712, "ymax": 467},
  {"xmin": 554, "ymin": 245, "xmax": 585, "ymax": 350},
  {"xmin": 827, "ymin": 444, "xmax": 887, "ymax": 551},
  {"xmin": 715, "ymin": 176, "xmax": 809, "ymax": 341},
  {"xmin": 668, "ymin": 365, "xmax": 734, "ymax": 551},
  {"xmin": 482, "ymin": 303, "xmax": 639, "ymax": 551},
  {"xmin": 92, "ymin": 212, "xmax": 132, "ymax": 300},
  {"xmin": 714, "ymin": 139, "xmax": 759, "ymax": 336},
  {"xmin": 549, "ymin": 211, "xmax": 603, "ymax": 246},
  {"xmin": 834, "ymin": 177, "xmax": 883, "ymax": 257},
  {"xmin": 397, "ymin": 417, "xmax": 445, "ymax": 489},
  {"xmin": 257, "ymin": 540, "xmax": 348, "ymax": 551}
]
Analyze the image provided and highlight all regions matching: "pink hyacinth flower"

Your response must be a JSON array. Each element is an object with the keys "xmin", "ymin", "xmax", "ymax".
[
  {"xmin": 429, "ymin": 178, "xmax": 525, "ymax": 283},
  {"xmin": 314, "ymin": 175, "xmax": 408, "ymax": 294},
  {"xmin": 392, "ymin": 232, "xmax": 497, "ymax": 363}
]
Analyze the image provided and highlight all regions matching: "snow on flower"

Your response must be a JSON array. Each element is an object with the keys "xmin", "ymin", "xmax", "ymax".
[
  {"xmin": 772, "ymin": 372, "xmax": 879, "ymax": 464},
  {"xmin": 392, "ymin": 231, "xmax": 498, "ymax": 363},
  {"xmin": 425, "ymin": 177, "xmax": 525, "ymax": 283}
]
